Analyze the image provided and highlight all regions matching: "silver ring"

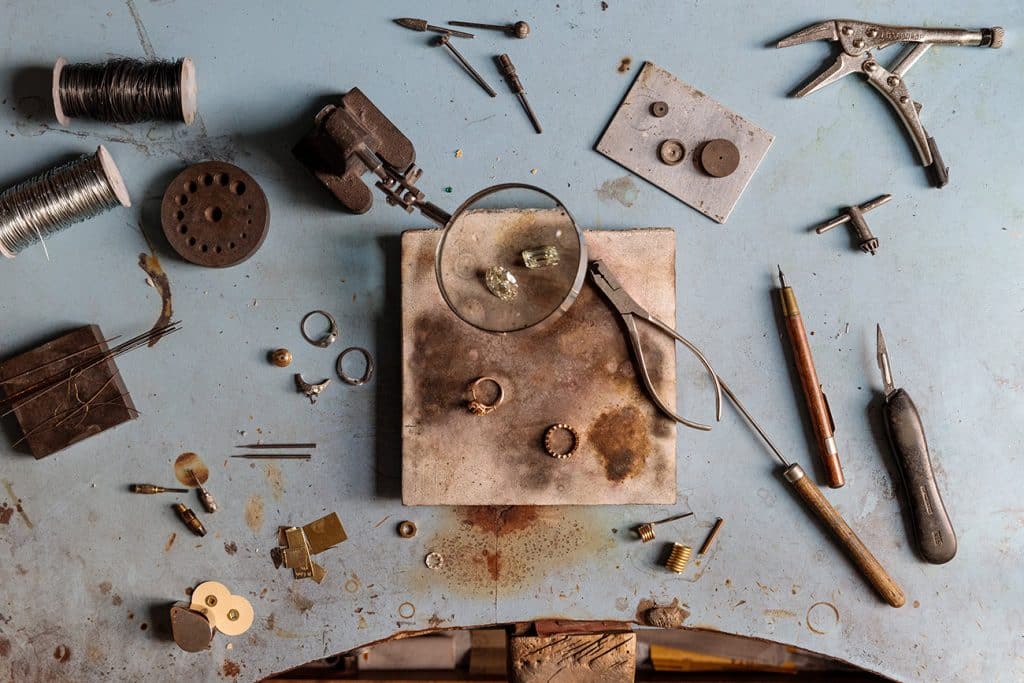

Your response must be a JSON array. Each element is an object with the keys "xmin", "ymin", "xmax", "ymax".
[
  {"xmin": 300, "ymin": 310, "xmax": 338, "ymax": 348},
  {"xmin": 336, "ymin": 346, "xmax": 374, "ymax": 386}
]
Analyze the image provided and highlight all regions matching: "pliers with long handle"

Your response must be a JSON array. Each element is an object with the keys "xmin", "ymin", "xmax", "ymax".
[
  {"xmin": 778, "ymin": 20, "xmax": 1003, "ymax": 188},
  {"xmin": 588, "ymin": 260, "xmax": 722, "ymax": 431}
]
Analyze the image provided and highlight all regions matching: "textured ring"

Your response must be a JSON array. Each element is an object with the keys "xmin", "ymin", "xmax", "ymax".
[
  {"xmin": 467, "ymin": 377, "xmax": 504, "ymax": 415},
  {"xmin": 544, "ymin": 423, "xmax": 579, "ymax": 459},
  {"xmin": 300, "ymin": 310, "xmax": 338, "ymax": 348},
  {"xmin": 336, "ymin": 346, "xmax": 375, "ymax": 386}
]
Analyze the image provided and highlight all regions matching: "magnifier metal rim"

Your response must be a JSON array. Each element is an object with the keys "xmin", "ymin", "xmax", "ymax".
[{"xmin": 434, "ymin": 183, "xmax": 587, "ymax": 334}]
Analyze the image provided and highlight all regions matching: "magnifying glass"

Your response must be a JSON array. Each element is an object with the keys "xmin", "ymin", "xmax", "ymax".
[{"xmin": 434, "ymin": 184, "xmax": 586, "ymax": 333}]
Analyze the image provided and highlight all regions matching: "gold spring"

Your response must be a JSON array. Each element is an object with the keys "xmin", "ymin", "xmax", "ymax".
[
  {"xmin": 636, "ymin": 523, "xmax": 656, "ymax": 542},
  {"xmin": 665, "ymin": 543, "xmax": 692, "ymax": 574}
]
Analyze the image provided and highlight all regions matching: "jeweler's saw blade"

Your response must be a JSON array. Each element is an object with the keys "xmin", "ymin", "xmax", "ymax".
[{"xmin": 596, "ymin": 62, "xmax": 774, "ymax": 223}]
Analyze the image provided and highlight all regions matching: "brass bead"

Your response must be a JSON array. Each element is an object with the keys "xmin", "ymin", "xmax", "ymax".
[{"xmin": 270, "ymin": 348, "xmax": 292, "ymax": 367}]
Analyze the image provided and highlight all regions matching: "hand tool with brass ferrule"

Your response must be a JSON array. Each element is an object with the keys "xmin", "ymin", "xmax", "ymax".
[
  {"xmin": 777, "ymin": 19, "xmax": 1003, "ymax": 187},
  {"xmin": 130, "ymin": 484, "xmax": 188, "ymax": 494},
  {"xmin": 876, "ymin": 325, "xmax": 956, "ymax": 564},
  {"xmin": 777, "ymin": 267, "xmax": 843, "ymax": 488}
]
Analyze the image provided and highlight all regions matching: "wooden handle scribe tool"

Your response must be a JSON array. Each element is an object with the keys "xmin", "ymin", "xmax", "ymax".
[
  {"xmin": 718, "ymin": 380, "xmax": 905, "ymax": 608},
  {"xmin": 778, "ymin": 267, "xmax": 845, "ymax": 488}
]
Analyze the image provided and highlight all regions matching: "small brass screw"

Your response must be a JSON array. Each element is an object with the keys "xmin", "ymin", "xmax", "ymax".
[
  {"xmin": 205, "ymin": 595, "xmax": 217, "ymax": 607},
  {"xmin": 227, "ymin": 609, "xmax": 239, "ymax": 621}
]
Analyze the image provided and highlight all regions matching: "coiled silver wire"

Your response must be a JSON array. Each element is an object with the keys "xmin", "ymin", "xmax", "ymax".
[
  {"xmin": 56, "ymin": 58, "xmax": 191, "ymax": 123},
  {"xmin": 0, "ymin": 148, "xmax": 124, "ymax": 258}
]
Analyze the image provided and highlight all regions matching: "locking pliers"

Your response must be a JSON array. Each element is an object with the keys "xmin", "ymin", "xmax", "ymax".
[{"xmin": 777, "ymin": 20, "xmax": 1003, "ymax": 187}]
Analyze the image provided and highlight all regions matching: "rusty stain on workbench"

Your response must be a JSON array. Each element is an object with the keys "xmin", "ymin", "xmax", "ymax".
[
  {"xmin": 1, "ymin": 481, "xmax": 32, "ymax": 528},
  {"xmin": 173, "ymin": 452, "xmax": 208, "ymax": 485},
  {"xmin": 589, "ymin": 405, "xmax": 651, "ymax": 482},
  {"xmin": 245, "ymin": 494, "xmax": 264, "ymax": 532},
  {"xmin": 410, "ymin": 506, "xmax": 614, "ymax": 596},
  {"xmin": 264, "ymin": 464, "xmax": 284, "ymax": 501}
]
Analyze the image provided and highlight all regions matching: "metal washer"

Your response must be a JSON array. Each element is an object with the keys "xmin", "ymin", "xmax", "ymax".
[{"xmin": 161, "ymin": 161, "xmax": 269, "ymax": 268}]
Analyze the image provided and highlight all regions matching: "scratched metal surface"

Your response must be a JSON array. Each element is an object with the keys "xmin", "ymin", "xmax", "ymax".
[
  {"xmin": 402, "ymin": 226, "xmax": 679, "ymax": 506},
  {"xmin": 0, "ymin": 1, "xmax": 1021, "ymax": 682}
]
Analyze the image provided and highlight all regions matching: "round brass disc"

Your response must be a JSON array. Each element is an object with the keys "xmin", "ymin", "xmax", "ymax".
[
  {"xmin": 700, "ymin": 139, "xmax": 740, "ymax": 177},
  {"xmin": 161, "ymin": 161, "xmax": 269, "ymax": 267}
]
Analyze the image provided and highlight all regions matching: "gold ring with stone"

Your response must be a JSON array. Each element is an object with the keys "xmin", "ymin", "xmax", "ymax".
[{"xmin": 466, "ymin": 376, "xmax": 504, "ymax": 415}]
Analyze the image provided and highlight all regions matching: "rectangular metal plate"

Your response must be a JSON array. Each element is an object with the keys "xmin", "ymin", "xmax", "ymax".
[
  {"xmin": 302, "ymin": 512, "xmax": 347, "ymax": 554},
  {"xmin": 401, "ymin": 223, "xmax": 678, "ymax": 506},
  {"xmin": 596, "ymin": 61, "xmax": 774, "ymax": 223}
]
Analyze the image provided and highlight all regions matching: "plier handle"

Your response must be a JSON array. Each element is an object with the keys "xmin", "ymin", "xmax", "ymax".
[
  {"xmin": 588, "ymin": 260, "xmax": 722, "ymax": 431},
  {"xmin": 778, "ymin": 19, "xmax": 1003, "ymax": 187}
]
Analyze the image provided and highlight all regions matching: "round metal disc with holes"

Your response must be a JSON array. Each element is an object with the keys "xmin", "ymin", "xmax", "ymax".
[{"xmin": 161, "ymin": 161, "xmax": 269, "ymax": 267}]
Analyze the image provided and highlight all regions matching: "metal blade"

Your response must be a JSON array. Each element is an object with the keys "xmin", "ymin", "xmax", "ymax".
[
  {"xmin": 793, "ymin": 51, "xmax": 865, "ymax": 97},
  {"xmin": 876, "ymin": 324, "xmax": 895, "ymax": 395},
  {"xmin": 777, "ymin": 21, "xmax": 839, "ymax": 48}
]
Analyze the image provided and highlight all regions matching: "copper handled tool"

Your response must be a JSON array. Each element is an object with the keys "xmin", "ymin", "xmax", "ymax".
[
  {"xmin": 778, "ymin": 267, "xmax": 844, "ymax": 488},
  {"xmin": 130, "ymin": 484, "xmax": 187, "ymax": 494}
]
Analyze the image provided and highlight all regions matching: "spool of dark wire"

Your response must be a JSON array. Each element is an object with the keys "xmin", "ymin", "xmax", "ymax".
[
  {"xmin": 52, "ymin": 57, "xmax": 197, "ymax": 125},
  {"xmin": 0, "ymin": 145, "xmax": 130, "ymax": 259}
]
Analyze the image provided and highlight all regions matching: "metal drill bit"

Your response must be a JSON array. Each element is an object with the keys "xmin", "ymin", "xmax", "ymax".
[
  {"xmin": 394, "ymin": 18, "xmax": 474, "ymax": 39},
  {"xmin": 130, "ymin": 484, "xmax": 188, "ymax": 494},
  {"xmin": 496, "ymin": 54, "xmax": 542, "ymax": 133},
  {"xmin": 450, "ymin": 20, "xmax": 531, "ymax": 39},
  {"xmin": 231, "ymin": 454, "xmax": 312, "ymax": 460},
  {"xmin": 187, "ymin": 468, "xmax": 217, "ymax": 514},
  {"xmin": 876, "ymin": 325, "xmax": 895, "ymax": 396},
  {"xmin": 434, "ymin": 35, "xmax": 497, "ymax": 97},
  {"xmin": 236, "ymin": 443, "xmax": 316, "ymax": 449}
]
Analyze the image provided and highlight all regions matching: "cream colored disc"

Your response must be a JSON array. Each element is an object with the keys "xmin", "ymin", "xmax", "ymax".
[
  {"xmin": 190, "ymin": 581, "xmax": 232, "ymax": 629},
  {"xmin": 216, "ymin": 594, "xmax": 254, "ymax": 636}
]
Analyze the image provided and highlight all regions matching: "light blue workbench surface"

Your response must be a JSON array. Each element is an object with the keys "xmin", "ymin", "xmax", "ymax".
[{"xmin": 1, "ymin": 1, "xmax": 1022, "ymax": 681}]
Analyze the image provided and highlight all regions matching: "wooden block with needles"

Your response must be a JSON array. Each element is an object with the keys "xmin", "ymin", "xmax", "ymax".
[{"xmin": 0, "ymin": 325, "xmax": 137, "ymax": 458}]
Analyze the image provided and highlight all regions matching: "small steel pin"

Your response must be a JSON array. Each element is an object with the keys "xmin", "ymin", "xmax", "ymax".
[
  {"xmin": 434, "ymin": 35, "xmax": 497, "ymax": 97},
  {"xmin": 450, "ymin": 20, "xmax": 531, "ymax": 39}
]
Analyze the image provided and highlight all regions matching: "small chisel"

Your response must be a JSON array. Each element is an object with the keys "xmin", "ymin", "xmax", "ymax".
[{"xmin": 876, "ymin": 325, "xmax": 956, "ymax": 564}]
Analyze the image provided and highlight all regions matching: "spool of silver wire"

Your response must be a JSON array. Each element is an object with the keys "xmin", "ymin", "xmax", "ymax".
[
  {"xmin": 52, "ymin": 57, "xmax": 197, "ymax": 125},
  {"xmin": 0, "ymin": 145, "xmax": 131, "ymax": 259}
]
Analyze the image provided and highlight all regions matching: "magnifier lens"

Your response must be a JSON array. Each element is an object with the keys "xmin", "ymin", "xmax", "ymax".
[{"xmin": 435, "ymin": 184, "xmax": 585, "ymax": 333}]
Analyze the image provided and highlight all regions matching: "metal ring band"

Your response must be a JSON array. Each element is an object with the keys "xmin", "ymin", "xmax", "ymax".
[
  {"xmin": 544, "ymin": 423, "xmax": 578, "ymax": 459},
  {"xmin": 336, "ymin": 346, "xmax": 374, "ymax": 386},
  {"xmin": 300, "ymin": 310, "xmax": 338, "ymax": 348},
  {"xmin": 467, "ymin": 376, "xmax": 504, "ymax": 415}
]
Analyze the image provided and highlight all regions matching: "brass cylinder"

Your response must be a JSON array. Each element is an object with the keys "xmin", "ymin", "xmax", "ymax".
[
  {"xmin": 665, "ymin": 543, "xmax": 692, "ymax": 574},
  {"xmin": 636, "ymin": 523, "xmax": 656, "ymax": 543}
]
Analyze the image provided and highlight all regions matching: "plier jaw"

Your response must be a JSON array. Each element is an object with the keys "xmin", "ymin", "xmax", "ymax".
[{"xmin": 777, "ymin": 20, "xmax": 839, "ymax": 49}]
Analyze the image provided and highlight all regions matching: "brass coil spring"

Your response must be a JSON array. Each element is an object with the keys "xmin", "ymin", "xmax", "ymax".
[
  {"xmin": 665, "ymin": 543, "xmax": 692, "ymax": 574},
  {"xmin": 636, "ymin": 523, "xmax": 656, "ymax": 542}
]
